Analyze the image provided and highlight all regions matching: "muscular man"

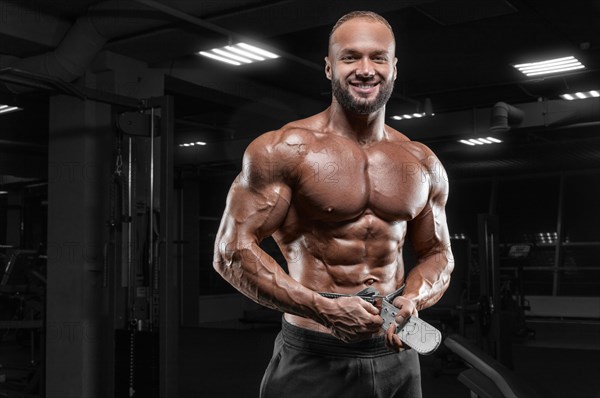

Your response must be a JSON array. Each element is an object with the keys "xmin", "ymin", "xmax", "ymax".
[{"xmin": 214, "ymin": 10, "xmax": 453, "ymax": 398}]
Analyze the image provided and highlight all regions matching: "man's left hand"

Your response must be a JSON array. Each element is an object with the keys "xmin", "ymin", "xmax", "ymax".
[{"xmin": 384, "ymin": 296, "xmax": 418, "ymax": 352}]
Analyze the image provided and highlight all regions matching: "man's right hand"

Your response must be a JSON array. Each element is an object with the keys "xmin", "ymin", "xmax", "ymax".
[{"xmin": 319, "ymin": 296, "xmax": 383, "ymax": 343}]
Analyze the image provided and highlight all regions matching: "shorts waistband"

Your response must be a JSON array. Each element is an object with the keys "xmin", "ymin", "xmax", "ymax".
[{"xmin": 281, "ymin": 318, "xmax": 392, "ymax": 358}]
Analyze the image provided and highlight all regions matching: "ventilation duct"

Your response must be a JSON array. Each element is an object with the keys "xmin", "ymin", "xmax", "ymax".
[
  {"xmin": 1, "ymin": 1, "xmax": 170, "ymax": 94},
  {"xmin": 489, "ymin": 101, "xmax": 525, "ymax": 133},
  {"xmin": 394, "ymin": 97, "xmax": 600, "ymax": 142}
]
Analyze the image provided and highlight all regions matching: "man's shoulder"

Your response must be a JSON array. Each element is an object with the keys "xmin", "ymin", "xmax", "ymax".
[
  {"xmin": 247, "ymin": 117, "xmax": 325, "ymax": 157},
  {"xmin": 385, "ymin": 127, "xmax": 436, "ymax": 161},
  {"xmin": 240, "ymin": 119, "xmax": 327, "ymax": 186}
]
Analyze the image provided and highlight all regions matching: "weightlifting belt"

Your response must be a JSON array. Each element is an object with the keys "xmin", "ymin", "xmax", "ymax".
[{"xmin": 319, "ymin": 285, "xmax": 442, "ymax": 355}]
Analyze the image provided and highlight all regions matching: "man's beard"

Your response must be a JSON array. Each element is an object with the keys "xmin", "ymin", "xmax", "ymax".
[{"xmin": 332, "ymin": 78, "xmax": 394, "ymax": 114}]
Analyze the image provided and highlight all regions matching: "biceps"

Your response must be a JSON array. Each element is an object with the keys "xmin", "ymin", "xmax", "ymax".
[
  {"xmin": 220, "ymin": 180, "xmax": 292, "ymax": 244},
  {"xmin": 408, "ymin": 202, "xmax": 450, "ymax": 259}
]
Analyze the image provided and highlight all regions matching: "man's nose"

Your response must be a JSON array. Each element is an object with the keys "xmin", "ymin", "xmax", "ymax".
[{"xmin": 355, "ymin": 58, "xmax": 375, "ymax": 78}]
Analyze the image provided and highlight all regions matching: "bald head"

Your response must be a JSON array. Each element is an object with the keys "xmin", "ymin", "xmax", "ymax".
[{"xmin": 328, "ymin": 11, "xmax": 395, "ymax": 54}]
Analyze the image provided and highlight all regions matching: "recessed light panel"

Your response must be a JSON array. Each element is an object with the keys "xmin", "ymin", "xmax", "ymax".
[
  {"xmin": 459, "ymin": 137, "xmax": 502, "ymax": 146},
  {"xmin": 560, "ymin": 90, "xmax": 599, "ymax": 100},
  {"xmin": 513, "ymin": 56, "xmax": 585, "ymax": 77},
  {"xmin": 391, "ymin": 112, "xmax": 435, "ymax": 121},
  {"xmin": 0, "ymin": 105, "xmax": 22, "ymax": 114},
  {"xmin": 198, "ymin": 42, "xmax": 279, "ymax": 66},
  {"xmin": 179, "ymin": 141, "xmax": 207, "ymax": 147}
]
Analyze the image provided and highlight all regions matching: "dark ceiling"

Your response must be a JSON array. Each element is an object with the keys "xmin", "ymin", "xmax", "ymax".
[{"xmin": 1, "ymin": 0, "xmax": 600, "ymax": 181}]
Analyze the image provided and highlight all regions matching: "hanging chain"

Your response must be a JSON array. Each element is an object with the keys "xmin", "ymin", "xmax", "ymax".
[
  {"xmin": 115, "ymin": 152, "xmax": 123, "ymax": 177},
  {"xmin": 115, "ymin": 133, "xmax": 123, "ymax": 177},
  {"xmin": 129, "ymin": 328, "xmax": 136, "ymax": 397}
]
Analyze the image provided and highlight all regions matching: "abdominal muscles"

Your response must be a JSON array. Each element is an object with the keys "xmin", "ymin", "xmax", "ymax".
[{"xmin": 278, "ymin": 212, "xmax": 407, "ymax": 295}]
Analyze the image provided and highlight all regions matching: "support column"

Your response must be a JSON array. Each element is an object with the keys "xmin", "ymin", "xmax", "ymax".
[
  {"xmin": 180, "ymin": 173, "xmax": 200, "ymax": 327},
  {"xmin": 46, "ymin": 94, "xmax": 113, "ymax": 398},
  {"xmin": 4, "ymin": 191, "xmax": 22, "ymax": 247}
]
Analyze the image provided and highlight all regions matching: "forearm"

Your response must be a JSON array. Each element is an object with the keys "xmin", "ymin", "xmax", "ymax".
[
  {"xmin": 403, "ymin": 247, "xmax": 454, "ymax": 311},
  {"xmin": 213, "ymin": 241, "xmax": 331, "ymax": 325}
]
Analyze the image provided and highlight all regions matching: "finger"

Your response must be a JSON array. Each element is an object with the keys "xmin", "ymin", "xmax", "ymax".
[
  {"xmin": 394, "ymin": 304, "xmax": 413, "ymax": 320},
  {"xmin": 393, "ymin": 297, "xmax": 416, "ymax": 317},
  {"xmin": 385, "ymin": 324, "xmax": 399, "ymax": 352},
  {"xmin": 392, "ymin": 296, "xmax": 405, "ymax": 309},
  {"xmin": 359, "ymin": 301, "xmax": 384, "ymax": 328},
  {"xmin": 384, "ymin": 325, "xmax": 393, "ymax": 349},
  {"xmin": 395, "ymin": 314, "xmax": 407, "ymax": 328},
  {"xmin": 334, "ymin": 330, "xmax": 350, "ymax": 343},
  {"xmin": 386, "ymin": 323, "xmax": 406, "ymax": 350},
  {"xmin": 385, "ymin": 325, "xmax": 396, "ymax": 346},
  {"xmin": 360, "ymin": 300, "xmax": 381, "ymax": 316},
  {"xmin": 371, "ymin": 314, "xmax": 384, "ymax": 328},
  {"xmin": 392, "ymin": 333, "xmax": 405, "ymax": 350}
]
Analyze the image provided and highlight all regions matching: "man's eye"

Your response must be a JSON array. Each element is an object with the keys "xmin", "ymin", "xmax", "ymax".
[{"xmin": 341, "ymin": 55, "xmax": 356, "ymax": 61}]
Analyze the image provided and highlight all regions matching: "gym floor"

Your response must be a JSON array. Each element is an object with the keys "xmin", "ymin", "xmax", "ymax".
[
  {"xmin": 178, "ymin": 318, "xmax": 600, "ymax": 398},
  {"xmin": 1, "ymin": 318, "xmax": 599, "ymax": 397}
]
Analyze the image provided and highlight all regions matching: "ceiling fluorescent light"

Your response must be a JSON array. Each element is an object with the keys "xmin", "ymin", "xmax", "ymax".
[
  {"xmin": 0, "ymin": 105, "xmax": 22, "ymax": 114},
  {"xmin": 237, "ymin": 43, "xmax": 278, "ymax": 59},
  {"xmin": 513, "ymin": 56, "xmax": 585, "ymax": 77},
  {"xmin": 390, "ymin": 112, "xmax": 428, "ymax": 121},
  {"xmin": 459, "ymin": 136, "xmax": 503, "ymax": 146},
  {"xmin": 198, "ymin": 51, "xmax": 240, "ymax": 66},
  {"xmin": 525, "ymin": 65, "xmax": 585, "ymax": 76},
  {"xmin": 560, "ymin": 89, "xmax": 600, "ymax": 100},
  {"xmin": 225, "ymin": 46, "xmax": 265, "ymax": 61},
  {"xmin": 468, "ymin": 139, "xmax": 485, "ymax": 145},
  {"xmin": 391, "ymin": 98, "xmax": 434, "ymax": 121},
  {"xmin": 179, "ymin": 141, "xmax": 207, "ymax": 147},
  {"xmin": 198, "ymin": 42, "xmax": 279, "ymax": 66},
  {"xmin": 212, "ymin": 48, "xmax": 252, "ymax": 64}
]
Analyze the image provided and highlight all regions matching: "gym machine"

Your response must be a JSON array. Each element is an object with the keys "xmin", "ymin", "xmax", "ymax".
[
  {"xmin": 440, "ymin": 215, "xmax": 542, "ymax": 398},
  {"xmin": 0, "ymin": 248, "xmax": 46, "ymax": 396},
  {"xmin": 477, "ymin": 214, "xmax": 513, "ymax": 368},
  {"xmin": 0, "ymin": 68, "xmax": 177, "ymax": 397},
  {"xmin": 444, "ymin": 334, "xmax": 544, "ymax": 398},
  {"xmin": 107, "ymin": 96, "xmax": 177, "ymax": 398}
]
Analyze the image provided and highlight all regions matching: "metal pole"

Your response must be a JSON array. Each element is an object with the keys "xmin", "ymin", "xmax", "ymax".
[
  {"xmin": 553, "ymin": 175, "xmax": 566, "ymax": 295},
  {"xmin": 128, "ymin": 137, "xmax": 134, "ymax": 311},
  {"xmin": 148, "ymin": 107, "xmax": 155, "ymax": 331},
  {"xmin": 155, "ymin": 95, "xmax": 178, "ymax": 398}
]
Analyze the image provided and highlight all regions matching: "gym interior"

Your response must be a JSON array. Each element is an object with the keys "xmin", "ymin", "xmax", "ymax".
[{"xmin": 1, "ymin": 1, "xmax": 599, "ymax": 397}]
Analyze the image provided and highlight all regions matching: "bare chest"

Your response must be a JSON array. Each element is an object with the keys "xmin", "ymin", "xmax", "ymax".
[{"xmin": 293, "ymin": 141, "xmax": 430, "ymax": 222}]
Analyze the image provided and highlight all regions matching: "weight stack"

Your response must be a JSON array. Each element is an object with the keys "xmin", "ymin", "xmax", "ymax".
[{"xmin": 115, "ymin": 329, "xmax": 159, "ymax": 398}]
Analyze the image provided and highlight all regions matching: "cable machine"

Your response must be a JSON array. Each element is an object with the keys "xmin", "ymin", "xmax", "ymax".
[
  {"xmin": 109, "ymin": 97, "xmax": 177, "ymax": 398},
  {"xmin": 0, "ymin": 68, "xmax": 177, "ymax": 397},
  {"xmin": 477, "ymin": 214, "xmax": 513, "ymax": 368}
]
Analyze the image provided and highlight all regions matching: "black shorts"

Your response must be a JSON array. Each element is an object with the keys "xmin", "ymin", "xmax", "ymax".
[{"xmin": 260, "ymin": 318, "xmax": 422, "ymax": 398}]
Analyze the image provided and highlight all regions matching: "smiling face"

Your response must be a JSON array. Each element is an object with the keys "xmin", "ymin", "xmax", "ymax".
[{"xmin": 326, "ymin": 17, "xmax": 397, "ymax": 115}]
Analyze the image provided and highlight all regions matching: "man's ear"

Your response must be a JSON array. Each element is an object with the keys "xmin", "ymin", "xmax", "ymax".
[
  {"xmin": 393, "ymin": 57, "xmax": 398, "ymax": 81},
  {"xmin": 324, "ymin": 56, "xmax": 332, "ymax": 80}
]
